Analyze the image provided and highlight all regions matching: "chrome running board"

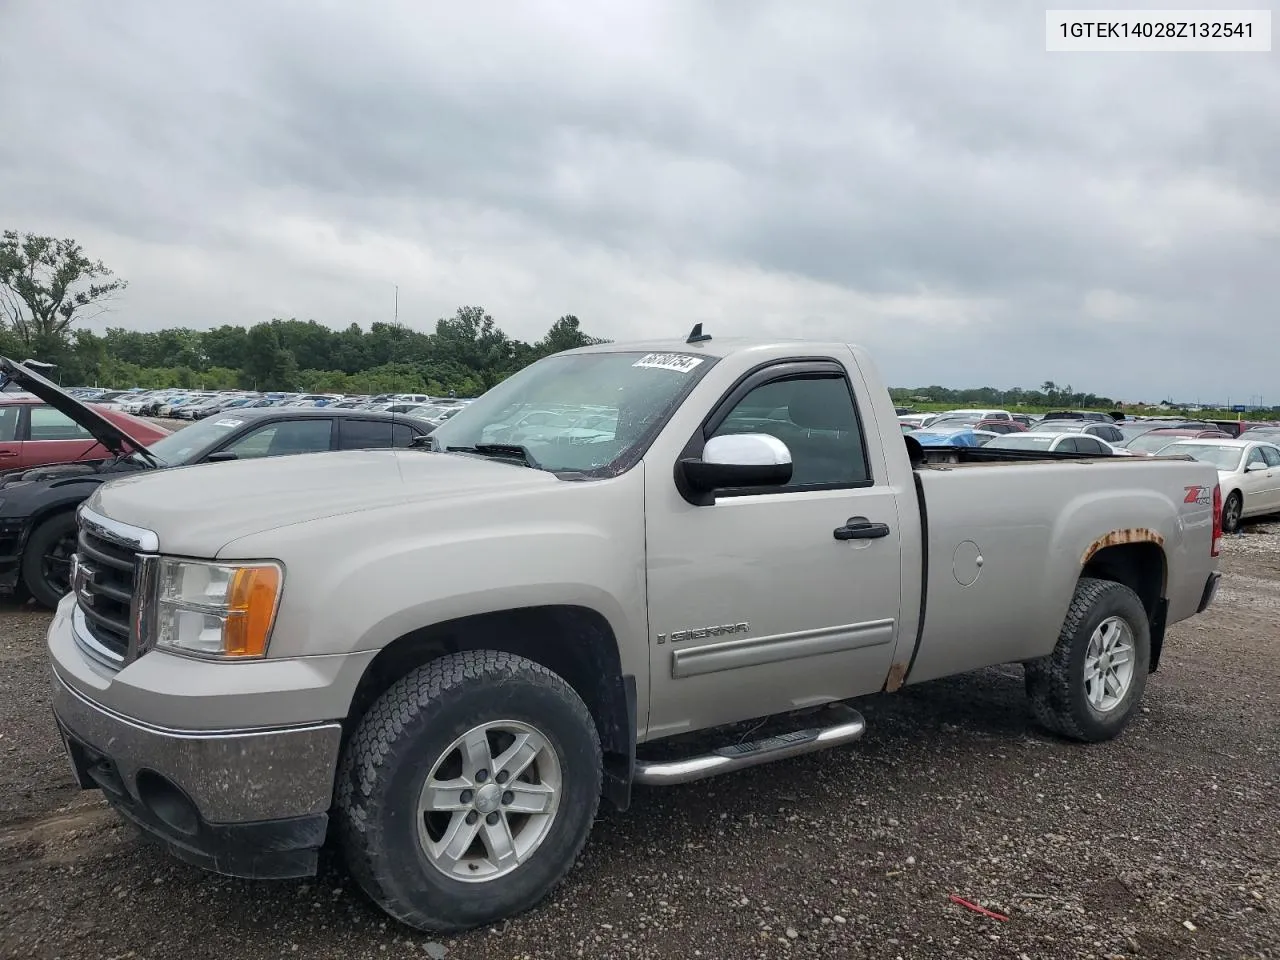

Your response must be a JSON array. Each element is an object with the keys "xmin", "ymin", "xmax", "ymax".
[{"xmin": 633, "ymin": 704, "xmax": 867, "ymax": 786}]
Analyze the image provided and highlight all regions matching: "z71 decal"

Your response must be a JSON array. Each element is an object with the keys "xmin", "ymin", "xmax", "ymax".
[{"xmin": 1184, "ymin": 485, "xmax": 1212, "ymax": 506}]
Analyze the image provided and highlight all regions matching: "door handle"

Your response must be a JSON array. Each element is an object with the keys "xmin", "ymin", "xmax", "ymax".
[
  {"xmin": 0, "ymin": 451, "xmax": 17, "ymax": 458},
  {"xmin": 833, "ymin": 517, "xmax": 891, "ymax": 541}
]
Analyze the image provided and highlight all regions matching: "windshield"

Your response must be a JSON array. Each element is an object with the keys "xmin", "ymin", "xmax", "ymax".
[
  {"xmin": 927, "ymin": 415, "xmax": 981, "ymax": 428},
  {"xmin": 430, "ymin": 350, "xmax": 717, "ymax": 475},
  {"xmin": 1127, "ymin": 431, "xmax": 1191, "ymax": 453},
  {"xmin": 145, "ymin": 413, "xmax": 257, "ymax": 465},
  {"xmin": 404, "ymin": 404, "xmax": 457, "ymax": 421},
  {"xmin": 1157, "ymin": 443, "xmax": 1244, "ymax": 470},
  {"xmin": 908, "ymin": 430, "xmax": 978, "ymax": 446},
  {"xmin": 986, "ymin": 434, "xmax": 1057, "ymax": 450}
]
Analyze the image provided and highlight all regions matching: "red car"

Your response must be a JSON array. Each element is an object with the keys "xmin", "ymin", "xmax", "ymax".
[{"xmin": 0, "ymin": 392, "xmax": 170, "ymax": 471}]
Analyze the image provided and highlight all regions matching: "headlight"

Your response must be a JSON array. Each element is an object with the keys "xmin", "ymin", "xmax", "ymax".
[{"xmin": 155, "ymin": 558, "xmax": 283, "ymax": 659}]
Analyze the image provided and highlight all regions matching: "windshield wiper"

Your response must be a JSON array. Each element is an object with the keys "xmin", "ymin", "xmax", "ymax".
[
  {"xmin": 444, "ymin": 443, "xmax": 542, "ymax": 470},
  {"xmin": 115, "ymin": 444, "xmax": 161, "ymax": 469}
]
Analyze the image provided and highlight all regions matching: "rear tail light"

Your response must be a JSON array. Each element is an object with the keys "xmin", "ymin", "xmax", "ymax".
[{"xmin": 1211, "ymin": 483, "xmax": 1222, "ymax": 558}]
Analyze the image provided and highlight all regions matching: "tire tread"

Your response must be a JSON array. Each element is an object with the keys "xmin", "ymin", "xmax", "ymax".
[
  {"xmin": 335, "ymin": 650, "xmax": 601, "ymax": 931},
  {"xmin": 1025, "ymin": 577, "xmax": 1148, "ymax": 742}
]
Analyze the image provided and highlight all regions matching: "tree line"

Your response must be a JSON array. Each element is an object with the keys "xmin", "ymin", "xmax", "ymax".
[
  {"xmin": 1, "ymin": 311, "xmax": 607, "ymax": 396},
  {"xmin": 889, "ymin": 380, "xmax": 1115, "ymax": 410},
  {"xmin": 0, "ymin": 227, "xmax": 1133, "ymax": 406},
  {"xmin": 1, "ymin": 228, "xmax": 610, "ymax": 395}
]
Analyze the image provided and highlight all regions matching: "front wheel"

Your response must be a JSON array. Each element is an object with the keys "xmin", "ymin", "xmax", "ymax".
[
  {"xmin": 22, "ymin": 512, "xmax": 79, "ymax": 609},
  {"xmin": 1025, "ymin": 577, "xmax": 1151, "ymax": 742},
  {"xmin": 336, "ymin": 651, "xmax": 603, "ymax": 932}
]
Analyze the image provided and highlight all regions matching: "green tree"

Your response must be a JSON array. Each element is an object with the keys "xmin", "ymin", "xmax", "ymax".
[
  {"xmin": 431, "ymin": 306, "xmax": 515, "ymax": 389},
  {"xmin": 331, "ymin": 322, "xmax": 372, "ymax": 373},
  {"xmin": 240, "ymin": 323, "xmax": 299, "ymax": 391},
  {"xmin": 533, "ymin": 314, "xmax": 608, "ymax": 358},
  {"xmin": 203, "ymin": 324, "xmax": 250, "ymax": 369},
  {"xmin": 272, "ymin": 318, "xmax": 337, "ymax": 371},
  {"xmin": 0, "ymin": 230, "xmax": 127, "ymax": 346}
]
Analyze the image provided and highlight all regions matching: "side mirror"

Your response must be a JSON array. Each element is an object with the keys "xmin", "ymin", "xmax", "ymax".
[
  {"xmin": 679, "ymin": 433, "xmax": 792, "ymax": 502},
  {"xmin": 203, "ymin": 450, "xmax": 238, "ymax": 463},
  {"xmin": 1246, "ymin": 461, "xmax": 1267, "ymax": 472}
]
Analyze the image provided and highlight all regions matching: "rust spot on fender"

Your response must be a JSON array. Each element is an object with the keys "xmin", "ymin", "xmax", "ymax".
[
  {"xmin": 885, "ymin": 661, "xmax": 909, "ymax": 692},
  {"xmin": 1081, "ymin": 528, "xmax": 1165, "ymax": 565}
]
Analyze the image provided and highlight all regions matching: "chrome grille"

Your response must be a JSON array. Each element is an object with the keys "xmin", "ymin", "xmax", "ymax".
[
  {"xmin": 73, "ymin": 526, "xmax": 137, "ymax": 659},
  {"xmin": 70, "ymin": 507, "xmax": 159, "ymax": 668}
]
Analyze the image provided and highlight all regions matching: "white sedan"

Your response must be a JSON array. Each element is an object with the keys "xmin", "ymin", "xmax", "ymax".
[
  {"xmin": 1155, "ymin": 438, "xmax": 1280, "ymax": 532},
  {"xmin": 984, "ymin": 431, "xmax": 1128, "ymax": 456}
]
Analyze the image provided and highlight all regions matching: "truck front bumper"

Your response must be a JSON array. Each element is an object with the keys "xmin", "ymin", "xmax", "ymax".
[{"xmin": 51, "ymin": 669, "xmax": 342, "ymax": 879}]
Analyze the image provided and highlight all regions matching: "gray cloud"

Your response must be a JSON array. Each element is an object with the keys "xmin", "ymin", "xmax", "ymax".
[{"xmin": 1, "ymin": 0, "xmax": 1277, "ymax": 401}]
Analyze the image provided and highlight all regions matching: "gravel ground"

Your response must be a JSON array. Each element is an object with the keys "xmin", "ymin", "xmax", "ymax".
[{"xmin": 1, "ymin": 528, "xmax": 1277, "ymax": 960}]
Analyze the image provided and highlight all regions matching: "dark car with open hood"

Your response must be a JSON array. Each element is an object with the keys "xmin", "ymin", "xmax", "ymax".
[{"xmin": 0, "ymin": 358, "xmax": 435, "ymax": 607}]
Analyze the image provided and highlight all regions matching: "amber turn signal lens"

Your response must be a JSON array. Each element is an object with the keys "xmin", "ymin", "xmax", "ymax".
[{"xmin": 222, "ymin": 565, "xmax": 282, "ymax": 657}]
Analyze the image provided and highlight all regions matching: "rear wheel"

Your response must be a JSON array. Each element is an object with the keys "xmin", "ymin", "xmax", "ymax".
[
  {"xmin": 336, "ymin": 651, "xmax": 602, "ymax": 932},
  {"xmin": 1025, "ymin": 577, "xmax": 1150, "ymax": 742},
  {"xmin": 1222, "ymin": 491, "xmax": 1243, "ymax": 534},
  {"xmin": 22, "ymin": 512, "xmax": 79, "ymax": 609}
]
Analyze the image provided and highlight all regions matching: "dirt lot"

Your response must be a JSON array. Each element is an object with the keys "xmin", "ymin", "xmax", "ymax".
[{"xmin": 1, "ymin": 530, "xmax": 1276, "ymax": 960}]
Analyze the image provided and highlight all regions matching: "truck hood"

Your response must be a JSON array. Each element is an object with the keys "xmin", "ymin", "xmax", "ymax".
[
  {"xmin": 86, "ymin": 448, "xmax": 561, "ymax": 555},
  {"xmin": 0, "ymin": 357, "xmax": 156, "ymax": 461}
]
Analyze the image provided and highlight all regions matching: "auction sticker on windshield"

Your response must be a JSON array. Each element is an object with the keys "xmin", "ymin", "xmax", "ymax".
[
  {"xmin": 632, "ymin": 353, "xmax": 706, "ymax": 373},
  {"xmin": 213, "ymin": 419, "xmax": 244, "ymax": 427}
]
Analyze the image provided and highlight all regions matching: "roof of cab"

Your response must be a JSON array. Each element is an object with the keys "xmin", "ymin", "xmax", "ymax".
[{"xmin": 565, "ymin": 336, "xmax": 839, "ymax": 360}]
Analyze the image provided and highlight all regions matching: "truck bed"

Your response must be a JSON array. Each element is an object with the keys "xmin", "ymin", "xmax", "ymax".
[{"xmin": 900, "ymin": 444, "xmax": 1217, "ymax": 686}]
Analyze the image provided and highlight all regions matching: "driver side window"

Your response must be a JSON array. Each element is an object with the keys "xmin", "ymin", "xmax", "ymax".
[
  {"xmin": 1260, "ymin": 446, "xmax": 1280, "ymax": 468},
  {"xmin": 1247, "ymin": 448, "xmax": 1268, "ymax": 469},
  {"xmin": 708, "ymin": 375, "xmax": 870, "ymax": 488}
]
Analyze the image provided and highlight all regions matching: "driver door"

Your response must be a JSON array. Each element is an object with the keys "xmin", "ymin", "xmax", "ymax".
[
  {"xmin": 643, "ymin": 359, "xmax": 904, "ymax": 738},
  {"xmin": 1250, "ymin": 445, "xmax": 1280, "ymax": 511}
]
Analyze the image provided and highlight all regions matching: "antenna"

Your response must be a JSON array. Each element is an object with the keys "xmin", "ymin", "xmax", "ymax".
[
  {"xmin": 686, "ymin": 323, "xmax": 712, "ymax": 344},
  {"xmin": 392, "ymin": 282, "xmax": 402, "ymax": 373}
]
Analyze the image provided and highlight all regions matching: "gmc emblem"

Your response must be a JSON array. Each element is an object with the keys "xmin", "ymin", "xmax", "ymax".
[{"xmin": 71, "ymin": 555, "xmax": 95, "ymax": 608}]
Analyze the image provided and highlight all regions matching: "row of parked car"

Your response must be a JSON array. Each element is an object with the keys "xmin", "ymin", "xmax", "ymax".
[
  {"xmin": 900, "ymin": 407, "xmax": 1280, "ymax": 532},
  {"xmin": 2, "ymin": 369, "xmax": 475, "ymax": 609},
  {"xmin": 66, "ymin": 386, "xmax": 473, "ymax": 430}
]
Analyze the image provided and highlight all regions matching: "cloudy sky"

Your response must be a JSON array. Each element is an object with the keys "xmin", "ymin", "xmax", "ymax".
[{"xmin": 1, "ymin": 1, "xmax": 1276, "ymax": 401}]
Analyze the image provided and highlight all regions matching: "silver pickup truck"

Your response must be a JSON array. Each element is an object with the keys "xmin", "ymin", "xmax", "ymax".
[{"xmin": 47, "ymin": 332, "xmax": 1223, "ymax": 932}]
